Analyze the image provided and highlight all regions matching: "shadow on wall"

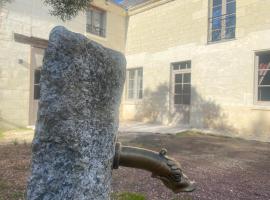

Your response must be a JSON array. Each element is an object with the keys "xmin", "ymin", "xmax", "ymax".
[
  {"xmin": 134, "ymin": 83, "xmax": 170, "ymax": 123},
  {"xmin": 190, "ymin": 87, "xmax": 236, "ymax": 134},
  {"xmin": 0, "ymin": 113, "xmax": 24, "ymax": 130},
  {"xmin": 133, "ymin": 83, "xmax": 236, "ymax": 134},
  {"xmin": 251, "ymin": 112, "xmax": 270, "ymax": 141}
]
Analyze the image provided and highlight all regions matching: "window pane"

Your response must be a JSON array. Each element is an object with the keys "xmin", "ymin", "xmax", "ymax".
[
  {"xmin": 129, "ymin": 70, "xmax": 135, "ymax": 79},
  {"xmin": 183, "ymin": 95, "xmax": 191, "ymax": 105},
  {"xmin": 259, "ymin": 71, "xmax": 270, "ymax": 85},
  {"xmin": 127, "ymin": 68, "xmax": 143, "ymax": 100},
  {"xmin": 137, "ymin": 69, "xmax": 143, "ymax": 76},
  {"xmin": 173, "ymin": 64, "xmax": 179, "ymax": 70},
  {"xmin": 226, "ymin": 1, "xmax": 236, "ymax": 14},
  {"xmin": 128, "ymin": 90, "xmax": 134, "ymax": 99},
  {"xmin": 225, "ymin": 27, "xmax": 235, "ymax": 39},
  {"xmin": 129, "ymin": 79, "xmax": 134, "ymax": 90},
  {"xmin": 34, "ymin": 85, "xmax": 40, "ymax": 100},
  {"xmin": 212, "ymin": 29, "xmax": 221, "ymax": 41},
  {"xmin": 184, "ymin": 73, "xmax": 191, "ymax": 83},
  {"xmin": 213, "ymin": 0, "xmax": 222, "ymax": 6},
  {"xmin": 93, "ymin": 10, "xmax": 102, "ymax": 28},
  {"xmin": 259, "ymin": 54, "xmax": 270, "ymax": 69},
  {"xmin": 183, "ymin": 84, "xmax": 191, "ymax": 94},
  {"xmin": 187, "ymin": 61, "xmax": 191, "ymax": 69},
  {"xmin": 257, "ymin": 53, "xmax": 270, "ymax": 102},
  {"xmin": 212, "ymin": 6, "xmax": 222, "ymax": 18},
  {"xmin": 174, "ymin": 95, "xmax": 182, "ymax": 105},
  {"xmin": 86, "ymin": 10, "xmax": 92, "ymax": 24},
  {"xmin": 34, "ymin": 70, "xmax": 41, "ymax": 84},
  {"xmin": 175, "ymin": 74, "xmax": 182, "ymax": 83},
  {"xmin": 86, "ymin": 8, "xmax": 106, "ymax": 37},
  {"xmin": 212, "ymin": 18, "xmax": 222, "ymax": 30},
  {"xmin": 137, "ymin": 69, "xmax": 143, "ymax": 99},
  {"xmin": 258, "ymin": 87, "xmax": 270, "ymax": 101},
  {"xmin": 226, "ymin": 15, "xmax": 236, "ymax": 27},
  {"xmin": 180, "ymin": 62, "xmax": 186, "ymax": 69},
  {"xmin": 175, "ymin": 84, "xmax": 182, "ymax": 94},
  {"xmin": 138, "ymin": 90, "xmax": 143, "ymax": 99}
]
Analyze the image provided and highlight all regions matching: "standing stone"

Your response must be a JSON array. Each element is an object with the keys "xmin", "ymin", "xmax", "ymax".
[{"xmin": 27, "ymin": 26, "xmax": 126, "ymax": 200}]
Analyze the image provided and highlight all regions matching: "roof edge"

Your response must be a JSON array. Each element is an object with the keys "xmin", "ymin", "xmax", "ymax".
[
  {"xmin": 107, "ymin": 0, "xmax": 126, "ymax": 9},
  {"xmin": 127, "ymin": 0, "xmax": 175, "ymax": 15}
]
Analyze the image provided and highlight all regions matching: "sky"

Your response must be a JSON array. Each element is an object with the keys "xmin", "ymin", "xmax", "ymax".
[{"xmin": 114, "ymin": 0, "xmax": 124, "ymax": 4}]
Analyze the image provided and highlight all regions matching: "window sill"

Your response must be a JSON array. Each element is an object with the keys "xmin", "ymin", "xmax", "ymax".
[
  {"xmin": 251, "ymin": 104, "xmax": 270, "ymax": 111},
  {"xmin": 207, "ymin": 38, "xmax": 236, "ymax": 45},
  {"xmin": 85, "ymin": 32, "xmax": 107, "ymax": 41},
  {"xmin": 123, "ymin": 99, "xmax": 143, "ymax": 105}
]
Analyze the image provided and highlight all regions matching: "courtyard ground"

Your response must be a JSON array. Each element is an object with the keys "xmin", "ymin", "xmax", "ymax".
[{"xmin": 0, "ymin": 129, "xmax": 269, "ymax": 200}]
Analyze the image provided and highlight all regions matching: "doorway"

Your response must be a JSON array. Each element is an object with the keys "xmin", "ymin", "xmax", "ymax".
[
  {"xmin": 29, "ymin": 47, "xmax": 45, "ymax": 126},
  {"xmin": 170, "ymin": 61, "xmax": 191, "ymax": 125}
]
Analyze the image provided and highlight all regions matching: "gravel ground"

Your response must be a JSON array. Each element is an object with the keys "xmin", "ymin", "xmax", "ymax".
[
  {"xmin": 0, "ymin": 131, "xmax": 269, "ymax": 200},
  {"xmin": 112, "ymin": 133, "xmax": 270, "ymax": 200}
]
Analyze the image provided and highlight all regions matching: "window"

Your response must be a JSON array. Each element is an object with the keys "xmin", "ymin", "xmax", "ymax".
[
  {"xmin": 126, "ymin": 68, "xmax": 143, "ymax": 100},
  {"xmin": 208, "ymin": 0, "xmax": 236, "ymax": 42},
  {"xmin": 256, "ymin": 52, "xmax": 270, "ymax": 103},
  {"xmin": 172, "ymin": 61, "xmax": 191, "ymax": 105},
  {"xmin": 34, "ymin": 69, "xmax": 41, "ymax": 100},
  {"xmin": 86, "ymin": 7, "xmax": 106, "ymax": 37}
]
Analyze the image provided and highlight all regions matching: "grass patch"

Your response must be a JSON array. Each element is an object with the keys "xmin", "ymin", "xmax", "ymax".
[
  {"xmin": 176, "ymin": 131, "xmax": 203, "ymax": 137},
  {"xmin": 12, "ymin": 139, "xmax": 19, "ymax": 145},
  {"xmin": 112, "ymin": 192, "xmax": 146, "ymax": 200},
  {"xmin": 0, "ymin": 129, "xmax": 5, "ymax": 140},
  {"xmin": 11, "ymin": 191, "xmax": 25, "ymax": 200},
  {"xmin": 0, "ymin": 180, "xmax": 9, "ymax": 190},
  {"xmin": 0, "ymin": 181, "xmax": 25, "ymax": 200}
]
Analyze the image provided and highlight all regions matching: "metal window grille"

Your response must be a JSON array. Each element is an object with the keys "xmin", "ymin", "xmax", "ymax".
[{"xmin": 86, "ymin": 7, "xmax": 106, "ymax": 37}]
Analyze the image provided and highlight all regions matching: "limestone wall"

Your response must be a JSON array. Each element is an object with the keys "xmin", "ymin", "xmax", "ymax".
[
  {"xmin": 122, "ymin": 0, "xmax": 270, "ymax": 141},
  {"xmin": 0, "ymin": 0, "xmax": 126, "ymax": 128}
]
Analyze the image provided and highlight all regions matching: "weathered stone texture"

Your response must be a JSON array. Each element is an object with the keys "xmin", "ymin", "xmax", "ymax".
[{"xmin": 27, "ymin": 26, "xmax": 126, "ymax": 200}]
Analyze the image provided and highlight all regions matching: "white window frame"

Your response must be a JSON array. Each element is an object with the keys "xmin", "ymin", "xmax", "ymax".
[
  {"xmin": 208, "ymin": 0, "xmax": 236, "ymax": 43},
  {"xmin": 86, "ymin": 6, "xmax": 106, "ymax": 37},
  {"xmin": 126, "ymin": 67, "xmax": 143, "ymax": 101},
  {"xmin": 172, "ymin": 61, "xmax": 191, "ymax": 106},
  {"xmin": 254, "ymin": 51, "xmax": 270, "ymax": 106}
]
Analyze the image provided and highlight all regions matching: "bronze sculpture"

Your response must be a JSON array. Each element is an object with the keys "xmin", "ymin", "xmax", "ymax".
[{"xmin": 113, "ymin": 142, "xmax": 196, "ymax": 193}]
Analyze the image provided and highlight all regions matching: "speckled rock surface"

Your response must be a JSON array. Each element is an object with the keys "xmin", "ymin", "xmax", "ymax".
[{"xmin": 27, "ymin": 26, "xmax": 126, "ymax": 200}]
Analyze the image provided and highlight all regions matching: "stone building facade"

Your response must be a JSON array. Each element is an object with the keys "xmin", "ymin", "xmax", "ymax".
[
  {"xmin": 0, "ymin": 0, "xmax": 126, "ymax": 128},
  {"xmin": 122, "ymin": 0, "xmax": 270, "ymax": 141},
  {"xmin": 1, "ymin": 0, "xmax": 270, "ymax": 141}
]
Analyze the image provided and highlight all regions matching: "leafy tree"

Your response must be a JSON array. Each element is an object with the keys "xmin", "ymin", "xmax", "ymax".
[
  {"xmin": 43, "ymin": 0, "xmax": 93, "ymax": 21},
  {"xmin": 0, "ymin": 0, "xmax": 112, "ymax": 21},
  {"xmin": 0, "ymin": 0, "xmax": 12, "ymax": 7}
]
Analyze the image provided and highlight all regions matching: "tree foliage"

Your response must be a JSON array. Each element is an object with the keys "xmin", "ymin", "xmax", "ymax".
[
  {"xmin": 43, "ymin": 0, "xmax": 93, "ymax": 21},
  {"xmin": 0, "ymin": 0, "xmax": 12, "ymax": 8},
  {"xmin": 0, "ymin": 0, "xmax": 103, "ymax": 21}
]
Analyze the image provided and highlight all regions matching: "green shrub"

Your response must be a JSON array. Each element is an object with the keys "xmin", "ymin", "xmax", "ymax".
[
  {"xmin": 12, "ymin": 139, "xmax": 18, "ymax": 145},
  {"xmin": 112, "ymin": 192, "xmax": 146, "ymax": 200}
]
